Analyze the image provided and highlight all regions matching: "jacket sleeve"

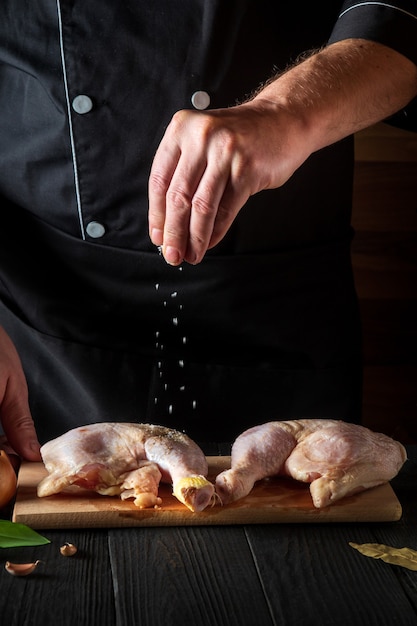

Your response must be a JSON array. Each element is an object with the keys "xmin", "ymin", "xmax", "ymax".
[{"xmin": 328, "ymin": 0, "xmax": 417, "ymax": 131}]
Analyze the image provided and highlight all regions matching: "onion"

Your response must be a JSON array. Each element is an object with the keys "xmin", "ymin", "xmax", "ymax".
[{"xmin": 0, "ymin": 450, "xmax": 17, "ymax": 508}]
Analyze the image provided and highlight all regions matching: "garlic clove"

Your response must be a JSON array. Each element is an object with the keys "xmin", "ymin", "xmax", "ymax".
[
  {"xmin": 60, "ymin": 542, "xmax": 77, "ymax": 556},
  {"xmin": 5, "ymin": 560, "xmax": 41, "ymax": 576}
]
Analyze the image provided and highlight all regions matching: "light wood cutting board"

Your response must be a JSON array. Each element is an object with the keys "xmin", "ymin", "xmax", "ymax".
[{"xmin": 12, "ymin": 458, "xmax": 402, "ymax": 529}]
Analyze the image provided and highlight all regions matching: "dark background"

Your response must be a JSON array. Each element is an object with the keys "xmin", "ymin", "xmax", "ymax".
[{"xmin": 352, "ymin": 121, "xmax": 417, "ymax": 443}]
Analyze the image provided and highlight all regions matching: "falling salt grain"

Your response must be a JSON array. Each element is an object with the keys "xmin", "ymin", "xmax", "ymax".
[
  {"xmin": 180, "ymin": 386, "xmax": 185, "ymax": 391},
  {"xmin": 172, "ymin": 317, "xmax": 178, "ymax": 326},
  {"xmin": 171, "ymin": 292, "xmax": 178, "ymax": 298},
  {"xmin": 178, "ymin": 360, "xmax": 184, "ymax": 368},
  {"xmin": 155, "ymin": 283, "xmax": 159, "ymax": 291},
  {"xmin": 192, "ymin": 400, "xmax": 197, "ymax": 410},
  {"xmin": 182, "ymin": 336, "xmax": 187, "ymax": 344},
  {"xmin": 168, "ymin": 405, "xmax": 173, "ymax": 414},
  {"xmin": 164, "ymin": 383, "xmax": 168, "ymax": 391}
]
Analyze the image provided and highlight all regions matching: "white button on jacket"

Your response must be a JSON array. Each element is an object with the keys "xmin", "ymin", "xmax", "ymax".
[
  {"xmin": 86, "ymin": 221, "xmax": 106, "ymax": 238},
  {"xmin": 72, "ymin": 95, "xmax": 94, "ymax": 114},
  {"xmin": 191, "ymin": 90, "xmax": 210, "ymax": 110}
]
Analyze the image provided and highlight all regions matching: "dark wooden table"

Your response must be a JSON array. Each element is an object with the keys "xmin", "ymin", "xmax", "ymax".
[{"xmin": 1, "ymin": 446, "xmax": 416, "ymax": 626}]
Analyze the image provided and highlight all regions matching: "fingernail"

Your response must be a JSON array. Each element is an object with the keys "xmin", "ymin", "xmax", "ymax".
[
  {"xmin": 29, "ymin": 440, "xmax": 41, "ymax": 455},
  {"xmin": 185, "ymin": 252, "xmax": 197, "ymax": 265},
  {"xmin": 151, "ymin": 228, "xmax": 163, "ymax": 245},
  {"xmin": 164, "ymin": 246, "xmax": 181, "ymax": 266}
]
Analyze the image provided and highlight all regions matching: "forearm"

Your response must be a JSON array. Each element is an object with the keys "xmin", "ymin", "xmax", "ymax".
[
  {"xmin": 149, "ymin": 38, "xmax": 417, "ymax": 265},
  {"xmin": 250, "ymin": 38, "xmax": 417, "ymax": 159}
]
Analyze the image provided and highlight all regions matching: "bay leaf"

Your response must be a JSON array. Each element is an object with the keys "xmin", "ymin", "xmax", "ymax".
[
  {"xmin": 349, "ymin": 542, "xmax": 417, "ymax": 571},
  {"xmin": 0, "ymin": 520, "xmax": 50, "ymax": 548}
]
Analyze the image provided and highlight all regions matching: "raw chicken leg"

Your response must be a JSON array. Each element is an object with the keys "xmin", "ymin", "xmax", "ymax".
[
  {"xmin": 215, "ymin": 419, "xmax": 407, "ymax": 508},
  {"xmin": 37, "ymin": 423, "xmax": 215, "ymax": 512}
]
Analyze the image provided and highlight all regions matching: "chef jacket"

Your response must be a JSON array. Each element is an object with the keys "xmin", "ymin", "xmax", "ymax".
[{"xmin": 0, "ymin": 0, "xmax": 416, "ymax": 445}]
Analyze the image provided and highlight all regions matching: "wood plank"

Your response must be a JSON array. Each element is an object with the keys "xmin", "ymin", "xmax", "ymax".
[
  {"xmin": 352, "ymin": 231, "xmax": 417, "ymax": 274},
  {"xmin": 246, "ymin": 523, "xmax": 417, "ymax": 626},
  {"xmin": 364, "ymin": 453, "xmax": 417, "ymax": 618},
  {"xmin": 12, "ymin": 460, "xmax": 403, "ymax": 529},
  {"xmin": 361, "ymin": 366, "xmax": 417, "ymax": 445},
  {"xmin": 358, "ymin": 300, "xmax": 417, "ymax": 364},
  {"xmin": 108, "ymin": 526, "xmax": 274, "ymax": 626},
  {"xmin": 353, "ymin": 265, "xmax": 417, "ymax": 300},
  {"xmin": 0, "ymin": 529, "xmax": 116, "ymax": 626},
  {"xmin": 355, "ymin": 123, "xmax": 417, "ymax": 162},
  {"xmin": 351, "ymin": 123, "xmax": 417, "ymax": 445},
  {"xmin": 352, "ymin": 163, "xmax": 417, "ymax": 230},
  {"xmin": 351, "ymin": 232, "xmax": 417, "ymax": 302}
]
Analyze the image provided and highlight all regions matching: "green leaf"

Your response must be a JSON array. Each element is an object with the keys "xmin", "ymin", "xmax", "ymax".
[{"xmin": 0, "ymin": 520, "xmax": 50, "ymax": 548}]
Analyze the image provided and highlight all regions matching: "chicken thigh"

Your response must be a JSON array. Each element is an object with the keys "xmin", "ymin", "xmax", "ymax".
[
  {"xmin": 37, "ymin": 423, "xmax": 215, "ymax": 512},
  {"xmin": 215, "ymin": 419, "xmax": 407, "ymax": 508}
]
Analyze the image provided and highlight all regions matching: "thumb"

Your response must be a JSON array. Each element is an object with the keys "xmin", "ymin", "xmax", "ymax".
[
  {"xmin": 1, "ymin": 387, "xmax": 41, "ymax": 462},
  {"xmin": 0, "ymin": 327, "xmax": 42, "ymax": 461}
]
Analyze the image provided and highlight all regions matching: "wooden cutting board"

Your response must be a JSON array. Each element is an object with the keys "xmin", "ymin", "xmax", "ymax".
[{"xmin": 12, "ymin": 458, "xmax": 402, "ymax": 529}]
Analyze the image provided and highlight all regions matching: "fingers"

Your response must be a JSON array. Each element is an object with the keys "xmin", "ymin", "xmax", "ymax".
[
  {"xmin": 150, "ymin": 148, "xmax": 216, "ymax": 266},
  {"xmin": 1, "ymin": 392, "xmax": 41, "ymax": 461},
  {"xmin": 0, "ymin": 328, "xmax": 41, "ymax": 461},
  {"xmin": 173, "ymin": 156, "xmax": 231, "ymax": 265},
  {"xmin": 148, "ymin": 141, "xmax": 182, "ymax": 251},
  {"xmin": 149, "ymin": 110, "xmax": 249, "ymax": 265},
  {"xmin": 0, "ymin": 382, "xmax": 41, "ymax": 461},
  {"xmin": 206, "ymin": 178, "xmax": 249, "ymax": 251}
]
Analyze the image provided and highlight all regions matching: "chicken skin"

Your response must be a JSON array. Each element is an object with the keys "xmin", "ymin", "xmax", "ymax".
[
  {"xmin": 37, "ymin": 423, "xmax": 215, "ymax": 512},
  {"xmin": 215, "ymin": 419, "xmax": 407, "ymax": 508}
]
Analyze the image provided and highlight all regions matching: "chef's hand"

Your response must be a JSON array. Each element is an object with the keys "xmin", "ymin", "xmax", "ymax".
[
  {"xmin": 148, "ymin": 100, "xmax": 308, "ymax": 266},
  {"xmin": 148, "ymin": 40, "xmax": 417, "ymax": 266},
  {"xmin": 0, "ymin": 327, "xmax": 41, "ymax": 462}
]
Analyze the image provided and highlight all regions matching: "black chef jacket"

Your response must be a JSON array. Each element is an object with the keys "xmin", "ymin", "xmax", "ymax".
[{"xmin": 0, "ymin": 1, "xmax": 416, "ymax": 445}]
